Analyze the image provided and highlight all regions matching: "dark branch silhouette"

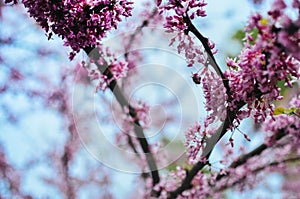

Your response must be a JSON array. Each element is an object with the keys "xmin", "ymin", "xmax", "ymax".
[{"xmin": 83, "ymin": 46, "xmax": 160, "ymax": 186}]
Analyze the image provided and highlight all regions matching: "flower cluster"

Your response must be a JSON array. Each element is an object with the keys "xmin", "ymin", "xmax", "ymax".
[
  {"xmin": 153, "ymin": 166, "xmax": 187, "ymax": 198},
  {"xmin": 22, "ymin": 0, "xmax": 133, "ymax": 59},
  {"xmin": 184, "ymin": 122, "xmax": 216, "ymax": 164},
  {"xmin": 201, "ymin": 68, "xmax": 228, "ymax": 126},
  {"xmin": 270, "ymin": 0, "xmax": 300, "ymax": 60},
  {"xmin": 224, "ymin": 0, "xmax": 300, "ymax": 124},
  {"xmin": 282, "ymin": 162, "xmax": 300, "ymax": 198},
  {"xmin": 152, "ymin": 166, "xmax": 218, "ymax": 198},
  {"xmin": 114, "ymin": 99, "xmax": 151, "ymax": 138},
  {"xmin": 129, "ymin": 99, "xmax": 151, "ymax": 129},
  {"xmin": 84, "ymin": 48, "xmax": 128, "ymax": 91},
  {"xmin": 161, "ymin": 0, "xmax": 207, "ymax": 33},
  {"xmin": 180, "ymin": 172, "xmax": 216, "ymax": 199},
  {"xmin": 161, "ymin": 0, "xmax": 211, "ymax": 66},
  {"xmin": 184, "ymin": 122, "xmax": 203, "ymax": 164},
  {"xmin": 264, "ymin": 95, "xmax": 300, "ymax": 146},
  {"xmin": 170, "ymin": 32, "xmax": 207, "ymax": 66}
]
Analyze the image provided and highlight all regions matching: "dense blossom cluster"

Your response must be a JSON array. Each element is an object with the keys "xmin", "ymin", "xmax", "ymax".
[
  {"xmin": 22, "ymin": 0, "xmax": 133, "ymax": 59},
  {"xmin": 212, "ymin": 95, "xmax": 300, "ymax": 197},
  {"xmin": 152, "ymin": 167, "xmax": 186, "ymax": 198},
  {"xmin": 201, "ymin": 68, "xmax": 228, "ymax": 126},
  {"xmin": 153, "ymin": 166, "xmax": 217, "ymax": 199},
  {"xmin": 161, "ymin": 0, "xmax": 213, "ymax": 67},
  {"xmin": 215, "ymin": 95, "xmax": 300, "ymax": 196},
  {"xmin": 264, "ymin": 95, "xmax": 300, "ymax": 145},
  {"xmin": 161, "ymin": 0, "xmax": 207, "ymax": 33},
  {"xmin": 224, "ymin": 0, "xmax": 300, "ymax": 124},
  {"xmin": 169, "ymin": 33, "xmax": 207, "ymax": 66},
  {"xmin": 184, "ymin": 122, "xmax": 203, "ymax": 164},
  {"xmin": 271, "ymin": 0, "xmax": 300, "ymax": 60},
  {"xmin": 282, "ymin": 162, "xmax": 300, "ymax": 198}
]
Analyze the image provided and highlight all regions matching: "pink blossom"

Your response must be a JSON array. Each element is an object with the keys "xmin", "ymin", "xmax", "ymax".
[
  {"xmin": 201, "ymin": 68, "xmax": 228, "ymax": 125},
  {"xmin": 169, "ymin": 32, "xmax": 207, "ymax": 67},
  {"xmin": 161, "ymin": 0, "xmax": 210, "ymax": 67},
  {"xmin": 225, "ymin": 7, "xmax": 300, "ymax": 124},
  {"xmin": 131, "ymin": 100, "xmax": 151, "ymax": 129},
  {"xmin": 22, "ymin": 0, "xmax": 134, "ymax": 59},
  {"xmin": 264, "ymin": 95, "xmax": 300, "ymax": 146},
  {"xmin": 184, "ymin": 122, "xmax": 217, "ymax": 164},
  {"xmin": 184, "ymin": 122, "xmax": 203, "ymax": 164},
  {"xmin": 83, "ymin": 47, "xmax": 128, "ymax": 92}
]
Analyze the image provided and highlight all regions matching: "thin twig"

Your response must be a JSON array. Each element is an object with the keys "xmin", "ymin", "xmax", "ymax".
[{"xmin": 124, "ymin": 8, "xmax": 158, "ymax": 60}]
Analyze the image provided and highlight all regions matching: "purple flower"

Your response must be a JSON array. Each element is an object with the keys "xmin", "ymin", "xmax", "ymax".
[
  {"xmin": 225, "ymin": 4, "xmax": 300, "ymax": 125},
  {"xmin": 22, "ymin": 0, "xmax": 133, "ymax": 59}
]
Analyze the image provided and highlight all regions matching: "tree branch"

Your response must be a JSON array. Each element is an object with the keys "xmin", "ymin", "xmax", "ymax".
[
  {"xmin": 83, "ymin": 46, "xmax": 160, "ymax": 186},
  {"xmin": 168, "ymin": 109, "xmax": 242, "ymax": 198},
  {"xmin": 167, "ymin": 5, "xmax": 249, "ymax": 197},
  {"xmin": 216, "ymin": 129, "xmax": 287, "ymax": 181},
  {"xmin": 182, "ymin": 11, "xmax": 230, "ymax": 93},
  {"xmin": 61, "ymin": 148, "xmax": 75, "ymax": 199},
  {"xmin": 216, "ymin": 155, "xmax": 300, "ymax": 192}
]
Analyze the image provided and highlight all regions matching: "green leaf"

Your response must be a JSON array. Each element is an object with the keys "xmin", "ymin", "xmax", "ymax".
[
  {"xmin": 274, "ymin": 107, "xmax": 285, "ymax": 115},
  {"xmin": 274, "ymin": 107, "xmax": 300, "ymax": 117},
  {"xmin": 232, "ymin": 29, "xmax": 245, "ymax": 41},
  {"xmin": 276, "ymin": 80, "xmax": 288, "ymax": 96},
  {"xmin": 231, "ymin": 28, "xmax": 258, "ymax": 45}
]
